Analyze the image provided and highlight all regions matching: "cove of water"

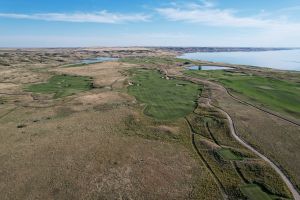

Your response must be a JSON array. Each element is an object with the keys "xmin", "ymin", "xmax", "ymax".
[
  {"xmin": 187, "ymin": 65, "xmax": 233, "ymax": 70},
  {"xmin": 179, "ymin": 49, "xmax": 300, "ymax": 71},
  {"xmin": 80, "ymin": 57, "xmax": 117, "ymax": 64}
]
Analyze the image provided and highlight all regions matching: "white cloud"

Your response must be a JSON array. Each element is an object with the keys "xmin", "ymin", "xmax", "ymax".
[
  {"xmin": 156, "ymin": 2, "xmax": 300, "ymax": 29},
  {"xmin": 155, "ymin": 1, "xmax": 300, "ymax": 46},
  {"xmin": 0, "ymin": 10, "xmax": 150, "ymax": 23},
  {"xmin": 157, "ymin": 8, "xmax": 270, "ymax": 27}
]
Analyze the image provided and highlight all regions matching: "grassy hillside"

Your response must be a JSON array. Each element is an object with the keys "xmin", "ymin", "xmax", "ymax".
[
  {"xmin": 185, "ymin": 70, "xmax": 300, "ymax": 119},
  {"xmin": 26, "ymin": 74, "xmax": 93, "ymax": 98},
  {"xmin": 128, "ymin": 69, "xmax": 201, "ymax": 120}
]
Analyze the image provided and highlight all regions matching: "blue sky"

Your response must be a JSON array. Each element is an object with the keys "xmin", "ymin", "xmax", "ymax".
[{"xmin": 1, "ymin": 0, "xmax": 300, "ymax": 47}]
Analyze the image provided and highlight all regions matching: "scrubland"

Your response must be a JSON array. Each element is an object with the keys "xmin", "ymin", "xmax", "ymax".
[{"xmin": 0, "ymin": 49, "xmax": 298, "ymax": 200}]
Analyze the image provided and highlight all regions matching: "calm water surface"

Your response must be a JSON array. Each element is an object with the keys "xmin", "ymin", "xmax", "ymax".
[
  {"xmin": 179, "ymin": 49, "xmax": 300, "ymax": 71},
  {"xmin": 187, "ymin": 65, "xmax": 233, "ymax": 70},
  {"xmin": 80, "ymin": 57, "xmax": 117, "ymax": 64}
]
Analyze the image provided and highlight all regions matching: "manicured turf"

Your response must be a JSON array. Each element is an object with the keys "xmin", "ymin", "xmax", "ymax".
[
  {"xmin": 185, "ymin": 70, "xmax": 300, "ymax": 119},
  {"xmin": 240, "ymin": 184, "xmax": 272, "ymax": 200},
  {"xmin": 128, "ymin": 69, "xmax": 201, "ymax": 120},
  {"xmin": 26, "ymin": 74, "xmax": 93, "ymax": 98},
  {"xmin": 217, "ymin": 148, "xmax": 243, "ymax": 160}
]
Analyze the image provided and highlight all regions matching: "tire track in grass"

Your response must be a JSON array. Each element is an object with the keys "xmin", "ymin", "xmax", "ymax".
[
  {"xmin": 223, "ymin": 86, "xmax": 300, "ymax": 127},
  {"xmin": 0, "ymin": 106, "xmax": 18, "ymax": 120},
  {"xmin": 213, "ymin": 102, "xmax": 300, "ymax": 200},
  {"xmin": 166, "ymin": 72, "xmax": 299, "ymax": 199},
  {"xmin": 203, "ymin": 78, "xmax": 299, "ymax": 199},
  {"xmin": 185, "ymin": 118, "xmax": 228, "ymax": 200},
  {"xmin": 232, "ymin": 161, "xmax": 249, "ymax": 184},
  {"xmin": 206, "ymin": 122, "xmax": 220, "ymax": 146},
  {"xmin": 185, "ymin": 74, "xmax": 300, "ymax": 126}
]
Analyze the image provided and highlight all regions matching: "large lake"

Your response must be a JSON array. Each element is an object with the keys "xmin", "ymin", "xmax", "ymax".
[{"xmin": 179, "ymin": 49, "xmax": 300, "ymax": 71}]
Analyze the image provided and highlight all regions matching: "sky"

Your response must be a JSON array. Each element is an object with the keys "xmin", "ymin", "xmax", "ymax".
[{"xmin": 1, "ymin": 0, "xmax": 300, "ymax": 47}]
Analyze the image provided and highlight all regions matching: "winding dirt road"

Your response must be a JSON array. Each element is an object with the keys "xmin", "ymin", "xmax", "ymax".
[
  {"xmin": 197, "ymin": 78, "xmax": 300, "ymax": 200},
  {"xmin": 212, "ymin": 103, "xmax": 300, "ymax": 200},
  {"xmin": 163, "ymin": 69, "xmax": 300, "ymax": 199}
]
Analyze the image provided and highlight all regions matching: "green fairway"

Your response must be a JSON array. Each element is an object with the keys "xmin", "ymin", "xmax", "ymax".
[
  {"xmin": 217, "ymin": 148, "xmax": 243, "ymax": 160},
  {"xmin": 185, "ymin": 70, "xmax": 300, "ymax": 119},
  {"xmin": 240, "ymin": 184, "xmax": 272, "ymax": 200},
  {"xmin": 128, "ymin": 69, "xmax": 201, "ymax": 120},
  {"xmin": 62, "ymin": 63, "xmax": 87, "ymax": 68},
  {"xmin": 26, "ymin": 74, "xmax": 93, "ymax": 98}
]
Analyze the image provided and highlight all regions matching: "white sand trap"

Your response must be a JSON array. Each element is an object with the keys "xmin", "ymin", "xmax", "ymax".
[{"xmin": 257, "ymin": 86, "xmax": 274, "ymax": 90}]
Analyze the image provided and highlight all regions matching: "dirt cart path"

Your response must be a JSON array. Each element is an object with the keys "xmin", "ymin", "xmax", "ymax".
[{"xmin": 191, "ymin": 76, "xmax": 300, "ymax": 200}]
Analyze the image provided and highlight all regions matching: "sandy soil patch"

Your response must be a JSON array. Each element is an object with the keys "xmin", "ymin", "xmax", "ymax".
[
  {"xmin": 257, "ymin": 85, "xmax": 274, "ymax": 90},
  {"xmin": 0, "ymin": 83, "xmax": 21, "ymax": 94},
  {"xmin": 76, "ymin": 91, "xmax": 133, "ymax": 106},
  {"xmin": 53, "ymin": 62, "xmax": 134, "ymax": 87},
  {"xmin": 0, "ymin": 83, "xmax": 18, "ymax": 90},
  {"xmin": 0, "ymin": 69, "xmax": 48, "ymax": 84},
  {"xmin": 151, "ymin": 125, "xmax": 180, "ymax": 134}
]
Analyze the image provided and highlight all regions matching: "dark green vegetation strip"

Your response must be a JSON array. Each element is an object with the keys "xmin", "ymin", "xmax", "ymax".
[
  {"xmin": 187, "ymin": 102, "xmax": 292, "ymax": 199},
  {"xmin": 185, "ymin": 70, "xmax": 300, "ymax": 119},
  {"xmin": 217, "ymin": 148, "xmax": 243, "ymax": 161},
  {"xmin": 128, "ymin": 69, "xmax": 201, "ymax": 120},
  {"xmin": 26, "ymin": 74, "xmax": 93, "ymax": 98},
  {"xmin": 240, "ymin": 184, "xmax": 272, "ymax": 200}
]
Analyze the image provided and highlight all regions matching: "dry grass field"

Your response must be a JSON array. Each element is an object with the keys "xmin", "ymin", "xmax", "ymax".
[
  {"xmin": 0, "ymin": 105, "xmax": 213, "ymax": 199},
  {"xmin": 0, "ymin": 48, "xmax": 298, "ymax": 200},
  {"xmin": 0, "ymin": 49, "xmax": 222, "ymax": 200},
  {"xmin": 182, "ymin": 65, "xmax": 300, "ymax": 198},
  {"xmin": 199, "ymin": 74, "xmax": 300, "ymax": 192}
]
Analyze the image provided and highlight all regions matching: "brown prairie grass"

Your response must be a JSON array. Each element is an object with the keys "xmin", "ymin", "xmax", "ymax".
[
  {"xmin": 0, "ymin": 66, "xmax": 221, "ymax": 200},
  {"xmin": 0, "ymin": 104, "xmax": 216, "ymax": 200},
  {"xmin": 236, "ymin": 160, "xmax": 292, "ymax": 198},
  {"xmin": 1, "ymin": 50, "xmax": 297, "ymax": 200},
  {"xmin": 212, "ymin": 83, "xmax": 300, "ymax": 191},
  {"xmin": 53, "ymin": 62, "xmax": 135, "ymax": 88}
]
